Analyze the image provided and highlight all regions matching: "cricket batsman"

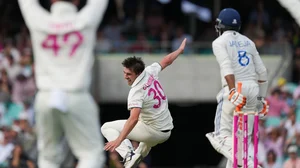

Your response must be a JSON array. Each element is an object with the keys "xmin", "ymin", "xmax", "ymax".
[
  {"xmin": 205, "ymin": 8, "xmax": 269, "ymax": 168},
  {"xmin": 18, "ymin": 0, "xmax": 108, "ymax": 167}
]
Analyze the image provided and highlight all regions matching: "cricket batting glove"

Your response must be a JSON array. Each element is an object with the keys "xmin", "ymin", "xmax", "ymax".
[
  {"xmin": 257, "ymin": 97, "xmax": 269, "ymax": 119},
  {"xmin": 228, "ymin": 88, "xmax": 247, "ymax": 108}
]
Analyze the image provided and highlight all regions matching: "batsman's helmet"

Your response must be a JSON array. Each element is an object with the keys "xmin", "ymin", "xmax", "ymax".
[{"xmin": 215, "ymin": 8, "xmax": 241, "ymax": 36}]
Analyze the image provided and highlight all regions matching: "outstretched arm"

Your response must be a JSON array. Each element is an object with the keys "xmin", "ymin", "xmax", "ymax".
[{"xmin": 159, "ymin": 38, "xmax": 186, "ymax": 70}]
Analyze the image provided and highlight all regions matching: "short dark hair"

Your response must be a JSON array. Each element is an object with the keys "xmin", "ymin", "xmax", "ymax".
[
  {"xmin": 267, "ymin": 149, "xmax": 277, "ymax": 161},
  {"xmin": 122, "ymin": 56, "xmax": 145, "ymax": 75},
  {"xmin": 271, "ymin": 88, "xmax": 281, "ymax": 95}
]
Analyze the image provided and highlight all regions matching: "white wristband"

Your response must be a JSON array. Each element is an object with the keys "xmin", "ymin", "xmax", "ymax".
[{"xmin": 258, "ymin": 81, "xmax": 268, "ymax": 98}]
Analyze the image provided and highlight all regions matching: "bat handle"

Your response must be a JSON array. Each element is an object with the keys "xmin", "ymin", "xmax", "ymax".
[{"xmin": 235, "ymin": 82, "xmax": 242, "ymax": 112}]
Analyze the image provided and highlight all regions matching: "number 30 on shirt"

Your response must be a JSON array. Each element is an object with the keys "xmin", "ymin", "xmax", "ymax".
[
  {"xmin": 147, "ymin": 80, "xmax": 166, "ymax": 109},
  {"xmin": 41, "ymin": 31, "xmax": 83, "ymax": 57}
]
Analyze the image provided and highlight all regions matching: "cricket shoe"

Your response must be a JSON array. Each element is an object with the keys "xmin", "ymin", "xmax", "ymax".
[
  {"xmin": 124, "ymin": 152, "xmax": 142, "ymax": 168},
  {"xmin": 205, "ymin": 132, "xmax": 242, "ymax": 167},
  {"xmin": 122, "ymin": 150, "xmax": 143, "ymax": 168},
  {"xmin": 121, "ymin": 150, "xmax": 134, "ymax": 166}
]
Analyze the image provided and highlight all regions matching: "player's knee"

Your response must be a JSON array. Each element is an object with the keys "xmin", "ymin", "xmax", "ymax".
[{"xmin": 100, "ymin": 122, "xmax": 110, "ymax": 135}]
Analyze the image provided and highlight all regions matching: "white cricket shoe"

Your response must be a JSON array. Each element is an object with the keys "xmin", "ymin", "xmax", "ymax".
[
  {"xmin": 206, "ymin": 132, "xmax": 241, "ymax": 166},
  {"xmin": 206, "ymin": 132, "xmax": 262, "ymax": 168},
  {"xmin": 124, "ymin": 152, "xmax": 142, "ymax": 168},
  {"xmin": 121, "ymin": 151, "xmax": 134, "ymax": 166}
]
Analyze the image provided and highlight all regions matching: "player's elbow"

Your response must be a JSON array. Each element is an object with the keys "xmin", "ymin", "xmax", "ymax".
[
  {"xmin": 129, "ymin": 108, "xmax": 140, "ymax": 122},
  {"xmin": 164, "ymin": 57, "xmax": 174, "ymax": 66},
  {"xmin": 258, "ymin": 68, "xmax": 268, "ymax": 81}
]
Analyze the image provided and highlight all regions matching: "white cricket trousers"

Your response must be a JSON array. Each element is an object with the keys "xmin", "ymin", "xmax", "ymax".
[
  {"xmin": 214, "ymin": 81, "xmax": 259, "ymax": 168},
  {"xmin": 101, "ymin": 120, "xmax": 171, "ymax": 158},
  {"xmin": 214, "ymin": 81, "xmax": 259, "ymax": 136},
  {"xmin": 34, "ymin": 90, "xmax": 105, "ymax": 168}
]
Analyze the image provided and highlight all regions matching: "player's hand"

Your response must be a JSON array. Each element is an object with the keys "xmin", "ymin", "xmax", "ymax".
[
  {"xmin": 228, "ymin": 88, "xmax": 246, "ymax": 108},
  {"xmin": 257, "ymin": 97, "xmax": 269, "ymax": 119},
  {"xmin": 104, "ymin": 139, "xmax": 122, "ymax": 152},
  {"xmin": 178, "ymin": 38, "xmax": 187, "ymax": 54}
]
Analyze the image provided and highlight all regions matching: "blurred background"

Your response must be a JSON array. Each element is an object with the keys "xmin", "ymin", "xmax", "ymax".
[{"xmin": 1, "ymin": 0, "xmax": 300, "ymax": 167}]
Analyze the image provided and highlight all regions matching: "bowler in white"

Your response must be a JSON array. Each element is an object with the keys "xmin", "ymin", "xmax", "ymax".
[{"xmin": 101, "ymin": 39, "xmax": 187, "ymax": 168}]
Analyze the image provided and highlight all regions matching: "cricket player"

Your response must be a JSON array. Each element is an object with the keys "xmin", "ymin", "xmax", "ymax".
[
  {"xmin": 101, "ymin": 39, "xmax": 187, "ymax": 168},
  {"xmin": 205, "ymin": 8, "xmax": 269, "ymax": 168},
  {"xmin": 17, "ymin": 0, "xmax": 108, "ymax": 168}
]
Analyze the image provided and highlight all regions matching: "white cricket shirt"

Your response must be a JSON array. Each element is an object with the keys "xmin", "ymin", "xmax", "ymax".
[
  {"xmin": 18, "ymin": 0, "xmax": 108, "ymax": 91},
  {"xmin": 212, "ymin": 31, "xmax": 267, "ymax": 87},
  {"xmin": 127, "ymin": 63, "xmax": 174, "ymax": 131}
]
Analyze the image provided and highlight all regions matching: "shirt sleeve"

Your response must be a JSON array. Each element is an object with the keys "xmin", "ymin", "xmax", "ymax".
[
  {"xmin": 18, "ymin": 0, "xmax": 50, "ymax": 29},
  {"xmin": 145, "ymin": 62, "xmax": 162, "ymax": 78},
  {"xmin": 78, "ymin": 0, "xmax": 108, "ymax": 28},
  {"xmin": 212, "ymin": 39, "xmax": 234, "ymax": 76},
  {"xmin": 251, "ymin": 42, "xmax": 268, "ymax": 81},
  {"xmin": 127, "ymin": 88, "xmax": 144, "ymax": 110}
]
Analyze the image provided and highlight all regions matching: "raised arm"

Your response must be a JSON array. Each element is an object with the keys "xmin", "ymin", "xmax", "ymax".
[
  {"xmin": 277, "ymin": 0, "xmax": 300, "ymax": 26},
  {"xmin": 78, "ymin": 0, "xmax": 109, "ymax": 28},
  {"xmin": 18, "ymin": 0, "xmax": 49, "ymax": 29},
  {"xmin": 159, "ymin": 38, "xmax": 186, "ymax": 70}
]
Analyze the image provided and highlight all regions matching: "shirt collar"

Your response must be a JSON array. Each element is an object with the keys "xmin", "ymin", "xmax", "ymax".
[
  {"xmin": 50, "ymin": 1, "xmax": 77, "ymax": 16},
  {"xmin": 131, "ymin": 71, "xmax": 146, "ymax": 88},
  {"xmin": 223, "ymin": 30, "xmax": 239, "ymax": 35}
]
